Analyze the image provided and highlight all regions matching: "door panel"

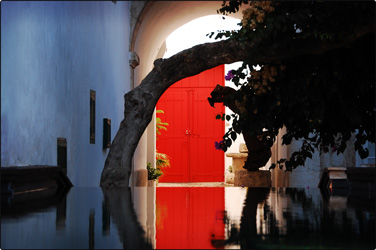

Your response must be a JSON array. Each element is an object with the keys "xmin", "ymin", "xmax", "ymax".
[
  {"xmin": 190, "ymin": 88, "xmax": 225, "ymax": 182},
  {"xmin": 157, "ymin": 89, "xmax": 190, "ymax": 182}
]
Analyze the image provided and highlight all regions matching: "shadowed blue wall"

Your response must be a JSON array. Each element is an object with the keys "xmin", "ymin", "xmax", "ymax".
[{"xmin": 1, "ymin": 1, "xmax": 131, "ymax": 186}]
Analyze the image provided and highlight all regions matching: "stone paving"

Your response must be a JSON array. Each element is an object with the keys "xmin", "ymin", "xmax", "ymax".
[{"xmin": 157, "ymin": 182, "xmax": 234, "ymax": 187}]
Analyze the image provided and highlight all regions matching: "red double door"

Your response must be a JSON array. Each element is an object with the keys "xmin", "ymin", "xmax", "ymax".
[{"xmin": 156, "ymin": 65, "xmax": 225, "ymax": 182}]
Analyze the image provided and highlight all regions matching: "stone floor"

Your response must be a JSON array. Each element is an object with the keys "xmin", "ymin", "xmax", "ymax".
[{"xmin": 157, "ymin": 182, "xmax": 234, "ymax": 187}]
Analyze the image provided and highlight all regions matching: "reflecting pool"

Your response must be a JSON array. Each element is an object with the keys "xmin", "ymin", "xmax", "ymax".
[{"xmin": 1, "ymin": 187, "xmax": 375, "ymax": 249}]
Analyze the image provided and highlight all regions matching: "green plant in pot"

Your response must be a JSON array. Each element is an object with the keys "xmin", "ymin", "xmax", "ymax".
[{"xmin": 147, "ymin": 162, "xmax": 163, "ymax": 181}]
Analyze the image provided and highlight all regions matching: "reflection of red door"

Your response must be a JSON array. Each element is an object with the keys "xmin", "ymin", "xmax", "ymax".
[
  {"xmin": 156, "ymin": 65, "xmax": 225, "ymax": 182},
  {"xmin": 156, "ymin": 187, "xmax": 225, "ymax": 249}
]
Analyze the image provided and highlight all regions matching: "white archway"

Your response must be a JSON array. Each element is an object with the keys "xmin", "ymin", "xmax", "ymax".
[{"xmin": 130, "ymin": 1, "xmax": 244, "ymax": 186}]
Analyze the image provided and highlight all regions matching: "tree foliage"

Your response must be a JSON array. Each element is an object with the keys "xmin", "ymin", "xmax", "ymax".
[
  {"xmin": 100, "ymin": 1, "xmax": 374, "ymax": 187},
  {"xmin": 156, "ymin": 110, "xmax": 170, "ymax": 175},
  {"xmin": 156, "ymin": 110, "xmax": 169, "ymax": 140},
  {"xmin": 210, "ymin": 1, "xmax": 375, "ymax": 171}
]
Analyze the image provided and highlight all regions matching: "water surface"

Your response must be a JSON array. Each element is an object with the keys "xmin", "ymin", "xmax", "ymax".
[{"xmin": 1, "ymin": 187, "xmax": 374, "ymax": 249}]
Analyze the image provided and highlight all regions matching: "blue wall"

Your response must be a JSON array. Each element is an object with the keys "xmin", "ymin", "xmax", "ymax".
[{"xmin": 1, "ymin": 1, "xmax": 131, "ymax": 186}]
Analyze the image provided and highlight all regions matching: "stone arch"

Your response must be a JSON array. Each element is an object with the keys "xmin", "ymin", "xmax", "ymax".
[{"xmin": 129, "ymin": 1, "xmax": 244, "ymax": 186}]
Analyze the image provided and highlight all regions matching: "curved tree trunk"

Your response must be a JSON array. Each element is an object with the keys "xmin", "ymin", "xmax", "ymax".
[
  {"xmin": 100, "ymin": 23, "xmax": 374, "ymax": 187},
  {"xmin": 99, "ymin": 38, "xmax": 262, "ymax": 187},
  {"xmin": 242, "ymin": 132, "xmax": 272, "ymax": 171}
]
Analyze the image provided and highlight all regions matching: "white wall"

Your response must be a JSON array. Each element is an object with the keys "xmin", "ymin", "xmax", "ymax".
[
  {"xmin": 224, "ymin": 62, "xmax": 246, "ymax": 171},
  {"xmin": 356, "ymin": 141, "xmax": 375, "ymax": 167},
  {"xmin": 1, "ymin": 1, "xmax": 131, "ymax": 187}
]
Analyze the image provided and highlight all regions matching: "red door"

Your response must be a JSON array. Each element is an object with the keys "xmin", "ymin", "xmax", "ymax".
[{"xmin": 157, "ymin": 65, "xmax": 225, "ymax": 182}]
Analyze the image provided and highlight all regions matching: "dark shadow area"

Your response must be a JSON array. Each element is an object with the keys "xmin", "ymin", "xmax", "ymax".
[{"xmin": 1, "ymin": 165, "xmax": 72, "ymax": 217}]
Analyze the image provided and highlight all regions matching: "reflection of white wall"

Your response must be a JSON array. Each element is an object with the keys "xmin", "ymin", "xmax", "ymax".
[
  {"xmin": 224, "ymin": 187, "xmax": 247, "ymax": 227},
  {"xmin": 1, "ymin": 2, "xmax": 130, "ymax": 187}
]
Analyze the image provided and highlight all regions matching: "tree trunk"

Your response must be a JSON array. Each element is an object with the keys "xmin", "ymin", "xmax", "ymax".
[
  {"xmin": 242, "ymin": 132, "xmax": 271, "ymax": 171},
  {"xmin": 207, "ymin": 84, "xmax": 272, "ymax": 171}
]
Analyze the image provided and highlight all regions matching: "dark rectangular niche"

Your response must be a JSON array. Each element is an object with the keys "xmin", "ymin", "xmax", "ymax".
[
  {"xmin": 103, "ymin": 118, "xmax": 111, "ymax": 149},
  {"xmin": 90, "ymin": 90, "xmax": 96, "ymax": 144},
  {"xmin": 57, "ymin": 138, "xmax": 67, "ymax": 174}
]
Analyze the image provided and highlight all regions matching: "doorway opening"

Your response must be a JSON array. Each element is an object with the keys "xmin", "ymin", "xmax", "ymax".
[{"xmin": 156, "ymin": 65, "xmax": 225, "ymax": 182}]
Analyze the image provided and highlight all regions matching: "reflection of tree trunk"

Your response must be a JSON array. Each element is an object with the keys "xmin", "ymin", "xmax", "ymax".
[
  {"xmin": 240, "ymin": 188, "xmax": 270, "ymax": 249},
  {"xmin": 101, "ymin": 188, "xmax": 152, "ymax": 249}
]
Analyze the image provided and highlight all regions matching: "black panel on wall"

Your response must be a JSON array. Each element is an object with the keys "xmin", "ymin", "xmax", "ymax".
[
  {"xmin": 103, "ymin": 118, "xmax": 111, "ymax": 149},
  {"xmin": 90, "ymin": 90, "xmax": 96, "ymax": 144},
  {"xmin": 57, "ymin": 138, "xmax": 67, "ymax": 174}
]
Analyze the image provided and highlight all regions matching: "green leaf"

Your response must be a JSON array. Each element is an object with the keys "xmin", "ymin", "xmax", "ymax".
[{"xmin": 231, "ymin": 131, "xmax": 237, "ymax": 141}]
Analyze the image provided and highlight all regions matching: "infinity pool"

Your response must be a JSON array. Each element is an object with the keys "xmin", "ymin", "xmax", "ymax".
[{"xmin": 1, "ymin": 187, "xmax": 374, "ymax": 249}]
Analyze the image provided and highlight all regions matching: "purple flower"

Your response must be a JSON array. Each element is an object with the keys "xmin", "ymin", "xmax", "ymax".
[
  {"xmin": 225, "ymin": 70, "xmax": 234, "ymax": 81},
  {"xmin": 215, "ymin": 140, "xmax": 224, "ymax": 150}
]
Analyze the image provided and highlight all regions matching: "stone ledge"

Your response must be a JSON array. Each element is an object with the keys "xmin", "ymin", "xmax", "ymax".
[
  {"xmin": 226, "ymin": 153, "xmax": 248, "ymax": 173},
  {"xmin": 225, "ymin": 153, "xmax": 248, "ymax": 158},
  {"xmin": 234, "ymin": 170, "xmax": 271, "ymax": 187}
]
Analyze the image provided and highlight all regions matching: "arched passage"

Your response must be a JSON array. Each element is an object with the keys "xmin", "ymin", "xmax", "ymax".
[{"xmin": 130, "ymin": 1, "xmax": 244, "ymax": 186}]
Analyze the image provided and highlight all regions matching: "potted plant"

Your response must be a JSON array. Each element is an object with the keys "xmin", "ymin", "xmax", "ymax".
[{"xmin": 147, "ymin": 162, "xmax": 163, "ymax": 185}]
